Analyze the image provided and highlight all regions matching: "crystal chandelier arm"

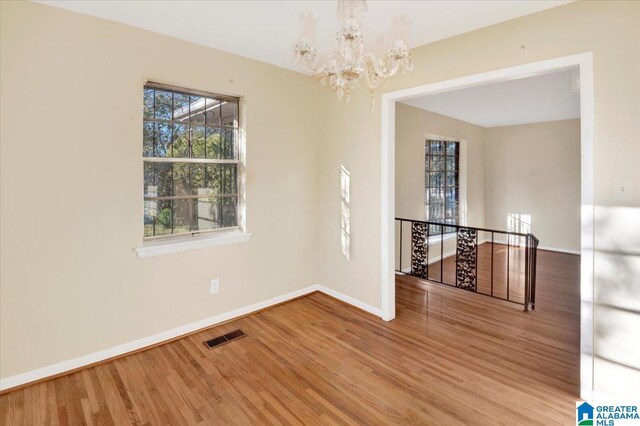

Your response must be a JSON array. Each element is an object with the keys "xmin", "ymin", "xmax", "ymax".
[
  {"xmin": 294, "ymin": 40, "xmax": 319, "ymax": 74},
  {"xmin": 360, "ymin": 51, "xmax": 399, "ymax": 78},
  {"xmin": 358, "ymin": 54, "xmax": 387, "ymax": 90},
  {"xmin": 315, "ymin": 51, "xmax": 344, "ymax": 75}
]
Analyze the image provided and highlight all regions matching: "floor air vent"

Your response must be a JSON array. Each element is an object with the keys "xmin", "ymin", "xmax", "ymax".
[{"xmin": 203, "ymin": 329, "xmax": 246, "ymax": 349}]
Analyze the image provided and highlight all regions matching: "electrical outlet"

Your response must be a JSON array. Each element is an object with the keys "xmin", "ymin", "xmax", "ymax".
[{"xmin": 210, "ymin": 279, "xmax": 220, "ymax": 294}]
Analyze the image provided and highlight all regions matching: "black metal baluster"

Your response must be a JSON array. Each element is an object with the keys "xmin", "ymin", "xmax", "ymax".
[
  {"xmin": 490, "ymin": 232, "xmax": 494, "ymax": 296},
  {"xmin": 410, "ymin": 221, "xmax": 414, "ymax": 276},
  {"xmin": 524, "ymin": 234, "xmax": 530, "ymax": 312},
  {"xmin": 454, "ymin": 229, "xmax": 459, "ymax": 288},
  {"xmin": 506, "ymin": 235, "xmax": 510, "ymax": 301},
  {"xmin": 426, "ymin": 219, "xmax": 430, "ymax": 278},
  {"xmin": 474, "ymin": 231, "xmax": 479, "ymax": 293},
  {"xmin": 399, "ymin": 220, "xmax": 403, "ymax": 272},
  {"xmin": 440, "ymin": 224, "xmax": 444, "ymax": 284},
  {"xmin": 532, "ymin": 239, "xmax": 538, "ymax": 309}
]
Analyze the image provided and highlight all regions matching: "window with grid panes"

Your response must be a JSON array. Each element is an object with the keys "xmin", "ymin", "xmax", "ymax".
[
  {"xmin": 143, "ymin": 83, "xmax": 240, "ymax": 239},
  {"xmin": 425, "ymin": 140, "xmax": 459, "ymax": 234}
]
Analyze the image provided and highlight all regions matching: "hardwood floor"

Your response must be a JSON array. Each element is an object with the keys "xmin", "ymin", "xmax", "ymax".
[
  {"xmin": 421, "ymin": 242, "xmax": 540, "ymax": 304},
  {"xmin": 0, "ymin": 250, "xmax": 580, "ymax": 425}
]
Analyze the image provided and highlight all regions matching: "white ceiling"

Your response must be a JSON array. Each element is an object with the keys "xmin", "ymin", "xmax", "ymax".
[
  {"xmin": 400, "ymin": 69, "xmax": 581, "ymax": 127},
  {"xmin": 37, "ymin": 0, "xmax": 572, "ymax": 73}
]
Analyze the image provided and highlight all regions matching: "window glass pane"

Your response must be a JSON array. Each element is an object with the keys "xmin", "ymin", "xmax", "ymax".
[
  {"xmin": 172, "ymin": 198, "xmax": 193, "ymax": 234},
  {"xmin": 205, "ymin": 127, "xmax": 221, "ymax": 159},
  {"xmin": 429, "ymin": 188, "xmax": 444, "ymax": 204},
  {"xmin": 195, "ymin": 196, "xmax": 238, "ymax": 230},
  {"xmin": 430, "ymin": 141, "xmax": 444, "ymax": 155},
  {"xmin": 154, "ymin": 122, "xmax": 171, "ymax": 157},
  {"xmin": 429, "ymin": 172, "xmax": 443, "ymax": 188},
  {"xmin": 155, "ymin": 90, "xmax": 172, "ymax": 120},
  {"xmin": 429, "ymin": 203, "xmax": 443, "ymax": 220},
  {"xmin": 446, "ymin": 172, "xmax": 457, "ymax": 187},
  {"xmin": 208, "ymin": 164, "xmax": 221, "ymax": 195},
  {"xmin": 191, "ymin": 164, "xmax": 206, "ymax": 194},
  {"xmin": 221, "ymin": 100, "xmax": 238, "ymax": 127},
  {"xmin": 445, "ymin": 203, "xmax": 458, "ymax": 218},
  {"xmin": 191, "ymin": 125, "xmax": 206, "ymax": 158},
  {"xmin": 205, "ymin": 98, "xmax": 221, "ymax": 126},
  {"xmin": 172, "ymin": 123, "xmax": 189, "ymax": 158},
  {"xmin": 224, "ymin": 164, "xmax": 238, "ymax": 194},
  {"xmin": 221, "ymin": 128, "xmax": 237, "ymax": 160},
  {"xmin": 429, "ymin": 156, "xmax": 444, "ymax": 171},
  {"xmin": 143, "ymin": 121, "xmax": 154, "ymax": 157},
  {"xmin": 220, "ymin": 196, "xmax": 238, "ymax": 227},
  {"xmin": 153, "ymin": 200, "xmax": 174, "ymax": 236},
  {"xmin": 196, "ymin": 197, "xmax": 219, "ymax": 231},
  {"xmin": 446, "ymin": 156, "xmax": 457, "ymax": 171},
  {"xmin": 446, "ymin": 141, "xmax": 457, "ymax": 155},
  {"xmin": 189, "ymin": 95, "xmax": 205, "ymax": 123},
  {"xmin": 143, "ymin": 88, "xmax": 154, "ymax": 119},
  {"xmin": 446, "ymin": 187, "xmax": 458, "ymax": 203},
  {"xmin": 173, "ymin": 163, "xmax": 190, "ymax": 196},
  {"xmin": 144, "ymin": 162, "xmax": 173, "ymax": 197},
  {"xmin": 170, "ymin": 162, "xmax": 236, "ymax": 197},
  {"xmin": 172, "ymin": 93, "xmax": 190, "ymax": 122}
]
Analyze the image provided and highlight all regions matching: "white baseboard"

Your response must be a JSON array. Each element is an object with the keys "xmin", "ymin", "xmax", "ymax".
[
  {"xmin": 0, "ymin": 284, "xmax": 381, "ymax": 392},
  {"xmin": 398, "ymin": 248, "xmax": 458, "ymax": 273},
  {"xmin": 315, "ymin": 285, "xmax": 383, "ymax": 317},
  {"xmin": 482, "ymin": 237, "xmax": 580, "ymax": 255},
  {"xmin": 537, "ymin": 245, "xmax": 581, "ymax": 255}
]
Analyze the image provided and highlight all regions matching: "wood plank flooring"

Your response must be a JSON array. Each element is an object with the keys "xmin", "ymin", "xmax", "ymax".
[
  {"xmin": 423, "ymin": 242, "xmax": 539, "ymax": 304},
  {"xmin": 0, "ymin": 250, "xmax": 580, "ymax": 425}
]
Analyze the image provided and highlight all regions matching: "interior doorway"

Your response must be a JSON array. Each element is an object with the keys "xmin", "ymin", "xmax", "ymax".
[{"xmin": 380, "ymin": 53, "xmax": 594, "ymax": 399}]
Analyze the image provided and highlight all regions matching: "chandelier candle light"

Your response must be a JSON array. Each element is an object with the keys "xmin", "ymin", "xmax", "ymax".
[{"xmin": 294, "ymin": 0, "xmax": 413, "ymax": 109}]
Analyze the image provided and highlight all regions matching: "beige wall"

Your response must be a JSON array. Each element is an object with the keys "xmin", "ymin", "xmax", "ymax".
[
  {"xmin": 0, "ymin": 2, "xmax": 320, "ymax": 379},
  {"xmin": 395, "ymin": 103, "xmax": 486, "ymax": 225},
  {"xmin": 395, "ymin": 103, "xmax": 486, "ymax": 270},
  {"xmin": 395, "ymin": 106, "xmax": 580, "ymax": 264},
  {"xmin": 485, "ymin": 119, "xmax": 581, "ymax": 252},
  {"xmin": 317, "ymin": 1, "xmax": 640, "ymax": 398}
]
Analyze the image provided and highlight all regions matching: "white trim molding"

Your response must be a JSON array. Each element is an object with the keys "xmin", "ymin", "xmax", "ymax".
[
  {"xmin": 135, "ymin": 231, "xmax": 252, "ymax": 258},
  {"xmin": 537, "ymin": 245, "xmax": 581, "ymax": 255},
  {"xmin": 0, "ymin": 284, "xmax": 381, "ymax": 392},
  {"xmin": 316, "ymin": 285, "xmax": 383, "ymax": 318},
  {"xmin": 381, "ymin": 52, "xmax": 595, "ymax": 399}
]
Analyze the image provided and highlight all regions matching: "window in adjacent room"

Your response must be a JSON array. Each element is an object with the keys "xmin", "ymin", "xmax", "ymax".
[
  {"xmin": 143, "ymin": 83, "xmax": 240, "ymax": 239},
  {"xmin": 425, "ymin": 140, "xmax": 460, "ymax": 234}
]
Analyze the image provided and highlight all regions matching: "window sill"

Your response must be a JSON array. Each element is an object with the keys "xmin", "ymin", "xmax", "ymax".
[{"xmin": 135, "ymin": 231, "xmax": 252, "ymax": 258}]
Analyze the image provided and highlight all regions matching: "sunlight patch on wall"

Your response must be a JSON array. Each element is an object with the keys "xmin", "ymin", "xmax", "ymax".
[
  {"xmin": 340, "ymin": 165, "xmax": 351, "ymax": 261},
  {"xmin": 507, "ymin": 213, "xmax": 531, "ymax": 245}
]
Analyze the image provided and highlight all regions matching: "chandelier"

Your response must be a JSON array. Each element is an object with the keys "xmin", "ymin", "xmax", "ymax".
[{"xmin": 294, "ymin": 0, "xmax": 413, "ymax": 106}]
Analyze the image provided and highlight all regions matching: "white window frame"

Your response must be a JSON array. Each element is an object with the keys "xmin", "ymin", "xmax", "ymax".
[{"xmin": 135, "ymin": 81, "xmax": 249, "ymax": 258}]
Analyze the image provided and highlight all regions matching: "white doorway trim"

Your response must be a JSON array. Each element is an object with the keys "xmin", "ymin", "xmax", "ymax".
[{"xmin": 380, "ymin": 52, "xmax": 594, "ymax": 399}]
